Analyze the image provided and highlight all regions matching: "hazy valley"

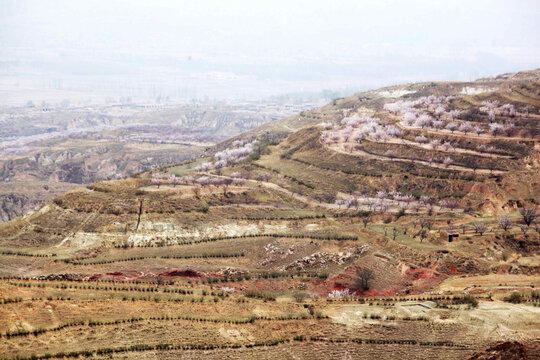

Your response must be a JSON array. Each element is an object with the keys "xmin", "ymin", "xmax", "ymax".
[{"xmin": 0, "ymin": 99, "xmax": 322, "ymax": 222}]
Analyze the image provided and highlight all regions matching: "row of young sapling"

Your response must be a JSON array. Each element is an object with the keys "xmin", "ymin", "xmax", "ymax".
[
  {"xmin": 325, "ymin": 294, "xmax": 485, "ymax": 305},
  {"xmin": 63, "ymin": 252, "xmax": 245, "ymax": 265},
  {"xmin": 115, "ymin": 233, "xmax": 359, "ymax": 249},
  {"xmin": 3, "ymin": 340, "xmax": 285, "ymax": 360},
  {"xmin": 1, "ymin": 294, "xmax": 248, "ymax": 307},
  {"xmin": 231, "ymin": 214, "xmax": 328, "ymax": 220},
  {"xmin": 0, "ymin": 297, "xmax": 23, "ymax": 304},
  {"xmin": 1, "ymin": 276, "xmax": 179, "ymax": 285},
  {"xmin": 360, "ymin": 313, "xmax": 428, "ymax": 321},
  {"xmin": 2, "ymin": 312, "xmax": 319, "ymax": 339},
  {"xmin": 5, "ymin": 280, "xmax": 235, "ymax": 297},
  {"xmin": 1, "ymin": 271, "xmax": 329, "ymax": 285},
  {"xmin": 295, "ymin": 335, "xmax": 464, "ymax": 347},
  {"xmin": 1, "ymin": 279, "xmax": 497, "ymax": 306},
  {"xmin": 230, "ymin": 211, "xmax": 396, "ymax": 221},
  {"xmin": 3, "ymin": 273, "xmax": 327, "ymax": 294},
  {"xmin": 3, "ymin": 280, "xmax": 322, "ymax": 304},
  {"xmin": 0, "ymin": 250, "xmax": 56, "ymax": 258},
  {"xmin": 503, "ymin": 291, "xmax": 540, "ymax": 304},
  {"xmin": 6, "ymin": 335, "xmax": 467, "ymax": 360},
  {"xmin": 198, "ymin": 271, "xmax": 329, "ymax": 284}
]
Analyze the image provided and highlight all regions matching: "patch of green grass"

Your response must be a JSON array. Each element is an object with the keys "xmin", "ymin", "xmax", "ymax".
[{"xmin": 168, "ymin": 158, "xmax": 210, "ymax": 176}]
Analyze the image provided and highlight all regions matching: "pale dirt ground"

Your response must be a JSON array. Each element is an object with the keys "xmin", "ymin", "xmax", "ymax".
[
  {"xmin": 436, "ymin": 274, "xmax": 540, "ymax": 291},
  {"xmin": 325, "ymin": 300, "xmax": 540, "ymax": 343}
]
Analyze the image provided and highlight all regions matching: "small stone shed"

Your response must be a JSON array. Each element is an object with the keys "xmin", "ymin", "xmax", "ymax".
[{"xmin": 440, "ymin": 229, "xmax": 459, "ymax": 242}]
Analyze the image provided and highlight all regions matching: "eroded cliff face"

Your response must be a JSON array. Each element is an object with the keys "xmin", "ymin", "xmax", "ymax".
[
  {"xmin": 0, "ymin": 101, "xmax": 287, "ymax": 222},
  {"xmin": 0, "ymin": 140, "xmax": 205, "ymax": 222},
  {"xmin": 0, "ymin": 193, "xmax": 36, "ymax": 222},
  {"xmin": 0, "ymin": 181, "xmax": 79, "ymax": 222}
]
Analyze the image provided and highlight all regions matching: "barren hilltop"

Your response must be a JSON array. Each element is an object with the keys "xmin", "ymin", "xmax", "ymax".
[{"xmin": 1, "ymin": 70, "xmax": 539, "ymax": 359}]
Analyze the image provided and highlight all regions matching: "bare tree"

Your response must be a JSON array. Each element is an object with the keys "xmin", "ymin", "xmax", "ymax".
[
  {"xmin": 419, "ymin": 218, "xmax": 433, "ymax": 230},
  {"xmin": 498, "ymin": 215, "xmax": 512, "ymax": 232},
  {"xmin": 473, "ymin": 223, "xmax": 488, "ymax": 236},
  {"xmin": 361, "ymin": 215, "xmax": 371, "ymax": 228},
  {"xmin": 222, "ymin": 178, "xmax": 233, "ymax": 196},
  {"xmin": 256, "ymin": 173, "xmax": 271, "ymax": 183},
  {"xmin": 419, "ymin": 229, "xmax": 427, "ymax": 242},
  {"xmin": 192, "ymin": 185, "xmax": 201, "ymax": 198},
  {"xmin": 353, "ymin": 268, "xmax": 375, "ymax": 291},
  {"xmin": 519, "ymin": 207, "xmax": 537, "ymax": 226}
]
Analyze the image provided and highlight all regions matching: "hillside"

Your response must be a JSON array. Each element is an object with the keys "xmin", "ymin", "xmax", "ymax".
[
  {"xmin": 0, "ymin": 70, "xmax": 539, "ymax": 359},
  {"xmin": 223, "ymin": 69, "xmax": 540, "ymax": 142},
  {"xmin": 0, "ymin": 101, "xmax": 291, "ymax": 222}
]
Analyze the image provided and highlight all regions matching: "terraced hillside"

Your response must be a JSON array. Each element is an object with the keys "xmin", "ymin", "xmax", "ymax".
[{"xmin": 1, "ymin": 70, "xmax": 539, "ymax": 359}]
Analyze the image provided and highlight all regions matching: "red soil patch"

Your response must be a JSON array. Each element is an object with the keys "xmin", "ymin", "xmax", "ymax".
[
  {"xmin": 331, "ymin": 279, "xmax": 350, "ymax": 292},
  {"xmin": 449, "ymin": 265, "xmax": 458, "ymax": 274},
  {"xmin": 358, "ymin": 289, "xmax": 377, "ymax": 296},
  {"xmin": 106, "ymin": 272, "xmax": 123, "ymax": 276},
  {"xmin": 409, "ymin": 262, "xmax": 439, "ymax": 281},
  {"xmin": 159, "ymin": 269, "xmax": 203, "ymax": 278},
  {"xmin": 354, "ymin": 288, "xmax": 397, "ymax": 297},
  {"xmin": 329, "ymin": 277, "xmax": 395, "ymax": 297},
  {"xmin": 468, "ymin": 341, "xmax": 527, "ymax": 360}
]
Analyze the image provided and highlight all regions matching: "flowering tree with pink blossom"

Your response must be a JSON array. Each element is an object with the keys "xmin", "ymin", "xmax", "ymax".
[
  {"xmin": 459, "ymin": 122, "xmax": 472, "ymax": 134},
  {"xmin": 489, "ymin": 123, "xmax": 505, "ymax": 137},
  {"xmin": 442, "ymin": 157, "xmax": 454, "ymax": 168},
  {"xmin": 445, "ymin": 122, "xmax": 459, "ymax": 133}
]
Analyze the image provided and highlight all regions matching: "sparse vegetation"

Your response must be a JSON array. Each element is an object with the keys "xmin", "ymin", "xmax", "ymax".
[{"xmin": 0, "ymin": 70, "xmax": 538, "ymax": 360}]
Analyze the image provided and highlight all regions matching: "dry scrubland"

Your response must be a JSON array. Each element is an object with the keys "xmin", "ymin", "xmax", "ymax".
[{"xmin": 1, "ymin": 70, "xmax": 540, "ymax": 359}]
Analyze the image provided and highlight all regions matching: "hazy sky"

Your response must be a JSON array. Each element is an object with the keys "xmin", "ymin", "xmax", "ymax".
[{"xmin": 1, "ymin": 0, "xmax": 539, "ymax": 101}]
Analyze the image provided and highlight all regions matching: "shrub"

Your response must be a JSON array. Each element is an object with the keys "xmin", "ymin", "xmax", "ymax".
[
  {"xmin": 293, "ymin": 292, "xmax": 307, "ymax": 303},
  {"xmin": 455, "ymin": 294, "xmax": 478, "ymax": 308},
  {"xmin": 199, "ymin": 205, "xmax": 209, "ymax": 213},
  {"xmin": 244, "ymin": 290, "xmax": 277, "ymax": 301},
  {"xmin": 505, "ymin": 292, "xmax": 522, "ymax": 304}
]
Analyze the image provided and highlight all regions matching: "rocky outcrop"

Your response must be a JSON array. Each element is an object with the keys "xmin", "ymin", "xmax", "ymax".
[{"xmin": 283, "ymin": 246, "xmax": 370, "ymax": 271}]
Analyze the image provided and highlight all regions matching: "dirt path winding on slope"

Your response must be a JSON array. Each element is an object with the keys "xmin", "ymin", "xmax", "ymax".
[
  {"xmin": 363, "ymin": 135, "xmax": 513, "ymax": 159},
  {"xmin": 396, "ymin": 120, "xmax": 536, "ymax": 142},
  {"xmin": 328, "ymin": 142, "xmax": 506, "ymax": 175}
]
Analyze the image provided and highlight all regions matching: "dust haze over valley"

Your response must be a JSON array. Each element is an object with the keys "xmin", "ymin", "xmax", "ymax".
[{"xmin": 1, "ymin": 1, "xmax": 540, "ymax": 360}]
